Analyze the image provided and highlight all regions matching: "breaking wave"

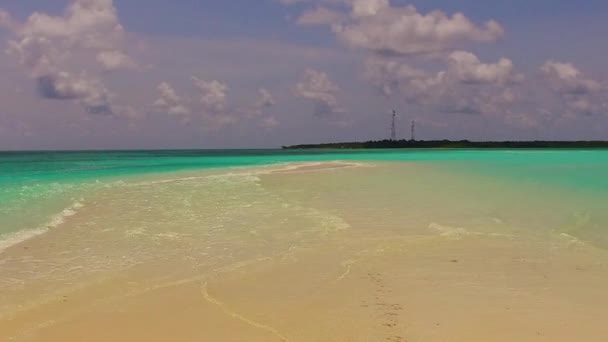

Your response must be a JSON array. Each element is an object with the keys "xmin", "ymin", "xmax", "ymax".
[{"xmin": 0, "ymin": 201, "xmax": 84, "ymax": 253}]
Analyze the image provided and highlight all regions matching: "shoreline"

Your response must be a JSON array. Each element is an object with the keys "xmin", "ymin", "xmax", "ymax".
[
  {"xmin": 0, "ymin": 161, "xmax": 365, "ymax": 256},
  {"xmin": 0, "ymin": 201, "xmax": 84, "ymax": 254}
]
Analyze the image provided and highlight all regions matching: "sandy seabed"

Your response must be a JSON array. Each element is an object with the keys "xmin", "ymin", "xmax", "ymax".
[{"xmin": 1, "ymin": 162, "xmax": 608, "ymax": 341}]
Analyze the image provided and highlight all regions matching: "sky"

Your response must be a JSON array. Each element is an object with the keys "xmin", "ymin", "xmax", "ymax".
[{"xmin": 0, "ymin": 0, "xmax": 607, "ymax": 150}]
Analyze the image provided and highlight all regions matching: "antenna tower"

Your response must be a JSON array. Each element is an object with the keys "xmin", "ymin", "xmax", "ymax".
[
  {"xmin": 391, "ymin": 110, "xmax": 397, "ymax": 140},
  {"xmin": 411, "ymin": 120, "xmax": 416, "ymax": 141}
]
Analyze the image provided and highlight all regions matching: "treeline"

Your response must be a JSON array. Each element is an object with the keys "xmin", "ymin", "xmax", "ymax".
[{"xmin": 283, "ymin": 140, "xmax": 608, "ymax": 149}]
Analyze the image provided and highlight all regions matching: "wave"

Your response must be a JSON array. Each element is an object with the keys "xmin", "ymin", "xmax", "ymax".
[
  {"xmin": 0, "ymin": 161, "xmax": 361, "ymax": 253},
  {"xmin": 557, "ymin": 233, "xmax": 587, "ymax": 246},
  {"xmin": 0, "ymin": 201, "xmax": 84, "ymax": 253},
  {"xmin": 117, "ymin": 161, "xmax": 364, "ymax": 188},
  {"xmin": 428, "ymin": 222, "xmax": 515, "ymax": 241},
  {"xmin": 428, "ymin": 223, "xmax": 471, "ymax": 240}
]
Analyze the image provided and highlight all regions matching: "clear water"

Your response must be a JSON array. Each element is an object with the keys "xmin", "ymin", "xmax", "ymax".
[{"xmin": 1, "ymin": 149, "xmax": 608, "ymax": 248}]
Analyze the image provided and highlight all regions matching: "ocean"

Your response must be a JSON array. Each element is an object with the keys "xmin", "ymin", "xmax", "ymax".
[{"xmin": 1, "ymin": 149, "xmax": 608, "ymax": 341}]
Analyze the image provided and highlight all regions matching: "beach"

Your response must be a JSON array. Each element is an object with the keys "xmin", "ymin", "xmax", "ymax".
[{"xmin": 2, "ymin": 151, "xmax": 608, "ymax": 341}]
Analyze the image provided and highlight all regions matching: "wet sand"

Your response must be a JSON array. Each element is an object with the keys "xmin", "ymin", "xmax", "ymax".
[{"xmin": 1, "ymin": 162, "xmax": 608, "ymax": 341}]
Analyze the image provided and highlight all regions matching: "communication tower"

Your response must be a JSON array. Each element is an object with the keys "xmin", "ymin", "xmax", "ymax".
[
  {"xmin": 411, "ymin": 120, "xmax": 416, "ymax": 141},
  {"xmin": 391, "ymin": 110, "xmax": 397, "ymax": 140}
]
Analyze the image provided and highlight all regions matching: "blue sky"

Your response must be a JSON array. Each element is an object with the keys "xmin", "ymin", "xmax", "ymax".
[{"xmin": 0, "ymin": 0, "xmax": 607, "ymax": 149}]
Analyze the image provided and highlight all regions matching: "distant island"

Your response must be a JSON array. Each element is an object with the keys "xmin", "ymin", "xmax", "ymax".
[{"xmin": 283, "ymin": 140, "xmax": 608, "ymax": 149}]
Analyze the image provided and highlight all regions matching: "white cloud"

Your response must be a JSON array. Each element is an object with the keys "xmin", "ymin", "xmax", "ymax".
[
  {"xmin": 289, "ymin": 1, "xmax": 525, "ymax": 125},
  {"xmin": 541, "ymin": 61, "xmax": 601, "ymax": 95},
  {"xmin": 18, "ymin": 0, "xmax": 124, "ymax": 48},
  {"xmin": 35, "ymin": 71, "xmax": 115, "ymax": 114},
  {"xmin": 297, "ymin": 7, "xmax": 346, "ymax": 26},
  {"xmin": 296, "ymin": 68, "xmax": 344, "ymax": 117},
  {"xmin": 153, "ymin": 78, "xmax": 279, "ymax": 130},
  {"xmin": 447, "ymin": 51, "xmax": 523, "ymax": 85},
  {"xmin": 97, "ymin": 50, "xmax": 137, "ymax": 71},
  {"xmin": 293, "ymin": 2, "xmax": 504, "ymax": 57},
  {"xmin": 541, "ymin": 61, "xmax": 606, "ymax": 116},
  {"xmin": 252, "ymin": 88, "xmax": 278, "ymax": 128},
  {"xmin": 335, "ymin": 5, "xmax": 503, "ymax": 57},
  {"xmin": 36, "ymin": 71, "xmax": 103, "ymax": 100},
  {"xmin": 154, "ymin": 82, "xmax": 191, "ymax": 118},
  {"xmin": 351, "ymin": 0, "xmax": 389, "ymax": 18},
  {"xmin": 192, "ymin": 77, "xmax": 229, "ymax": 113},
  {"xmin": 0, "ymin": 9, "xmax": 15, "ymax": 29},
  {"xmin": 1, "ymin": 0, "xmax": 137, "ymax": 116},
  {"xmin": 364, "ymin": 57, "xmax": 429, "ymax": 97},
  {"xmin": 191, "ymin": 77, "xmax": 241, "ymax": 129},
  {"xmin": 365, "ymin": 52, "xmax": 523, "ymax": 116}
]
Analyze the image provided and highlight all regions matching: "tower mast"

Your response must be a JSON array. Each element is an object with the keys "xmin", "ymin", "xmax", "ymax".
[
  {"xmin": 411, "ymin": 120, "xmax": 416, "ymax": 141},
  {"xmin": 391, "ymin": 110, "xmax": 397, "ymax": 141}
]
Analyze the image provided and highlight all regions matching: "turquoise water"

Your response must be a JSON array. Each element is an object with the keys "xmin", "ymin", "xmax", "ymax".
[{"xmin": 2, "ymin": 149, "xmax": 608, "ymax": 249}]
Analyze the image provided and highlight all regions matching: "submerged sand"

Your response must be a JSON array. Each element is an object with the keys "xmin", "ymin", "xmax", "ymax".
[{"xmin": 1, "ymin": 162, "xmax": 608, "ymax": 341}]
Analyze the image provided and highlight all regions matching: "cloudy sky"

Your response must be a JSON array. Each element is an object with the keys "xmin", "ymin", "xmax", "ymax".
[{"xmin": 0, "ymin": 0, "xmax": 607, "ymax": 150}]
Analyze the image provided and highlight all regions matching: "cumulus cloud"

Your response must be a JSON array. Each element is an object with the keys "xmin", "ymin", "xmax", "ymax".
[
  {"xmin": 191, "ymin": 77, "xmax": 242, "ymax": 129},
  {"xmin": 350, "ymin": 0, "xmax": 390, "ymax": 18},
  {"xmin": 37, "ymin": 72, "xmax": 101, "ymax": 100},
  {"xmin": 154, "ymin": 82, "xmax": 191, "ymax": 119},
  {"xmin": 296, "ymin": 68, "xmax": 344, "ymax": 117},
  {"xmin": 36, "ymin": 71, "xmax": 118, "ymax": 115},
  {"xmin": 154, "ymin": 78, "xmax": 232, "ymax": 127},
  {"xmin": 336, "ymin": 6, "xmax": 502, "ymax": 57},
  {"xmin": 251, "ymin": 88, "xmax": 279, "ymax": 128},
  {"xmin": 7, "ymin": 0, "xmax": 132, "ymax": 71},
  {"xmin": 97, "ymin": 50, "xmax": 137, "ymax": 71},
  {"xmin": 541, "ymin": 61, "xmax": 606, "ymax": 116},
  {"xmin": 0, "ymin": 9, "xmax": 15, "ymax": 29},
  {"xmin": 296, "ymin": 7, "xmax": 346, "ymax": 26},
  {"xmin": 365, "ymin": 52, "xmax": 523, "ymax": 116},
  {"xmin": 17, "ymin": 0, "xmax": 124, "ymax": 48},
  {"xmin": 447, "ymin": 51, "xmax": 523, "ymax": 85},
  {"xmin": 364, "ymin": 57, "xmax": 427, "ymax": 97},
  {"xmin": 192, "ymin": 77, "xmax": 229, "ymax": 113},
  {"xmin": 1, "ymin": 0, "xmax": 137, "ymax": 116},
  {"xmin": 541, "ymin": 61, "xmax": 601, "ymax": 95},
  {"xmin": 152, "ymin": 78, "xmax": 278, "ymax": 130},
  {"xmin": 293, "ymin": 2, "xmax": 503, "ymax": 57},
  {"xmin": 288, "ymin": 1, "xmax": 526, "ymax": 126},
  {"xmin": 255, "ymin": 88, "xmax": 276, "ymax": 110}
]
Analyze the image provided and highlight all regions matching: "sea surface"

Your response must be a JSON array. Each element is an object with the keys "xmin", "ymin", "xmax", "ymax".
[
  {"xmin": 2, "ymin": 149, "xmax": 608, "ymax": 250},
  {"xmin": 2, "ymin": 149, "xmax": 608, "ymax": 341}
]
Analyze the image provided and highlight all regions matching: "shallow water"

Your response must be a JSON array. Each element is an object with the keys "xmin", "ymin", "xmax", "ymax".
[{"xmin": 1, "ymin": 150, "xmax": 608, "ymax": 341}]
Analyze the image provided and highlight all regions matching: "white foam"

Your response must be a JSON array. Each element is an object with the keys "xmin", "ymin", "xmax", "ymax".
[
  {"xmin": 429, "ymin": 222, "xmax": 514, "ymax": 240},
  {"xmin": 0, "ymin": 201, "xmax": 84, "ymax": 253},
  {"xmin": 124, "ymin": 226, "xmax": 147, "ymax": 237},
  {"xmin": 266, "ymin": 161, "xmax": 366, "ymax": 174},
  {"xmin": 115, "ymin": 161, "xmax": 364, "ymax": 188},
  {"xmin": 558, "ymin": 233, "xmax": 587, "ymax": 246},
  {"xmin": 0, "ymin": 228, "xmax": 49, "ymax": 253},
  {"xmin": 125, "ymin": 172, "xmax": 262, "ymax": 187},
  {"xmin": 154, "ymin": 232, "xmax": 190, "ymax": 241},
  {"xmin": 428, "ymin": 223, "xmax": 471, "ymax": 240}
]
